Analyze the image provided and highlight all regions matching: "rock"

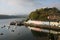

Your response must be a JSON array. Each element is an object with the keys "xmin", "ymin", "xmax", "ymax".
[
  {"xmin": 11, "ymin": 30, "xmax": 15, "ymax": 32},
  {"xmin": 10, "ymin": 20, "xmax": 24, "ymax": 26},
  {"xmin": 1, "ymin": 25, "xmax": 6, "ymax": 28},
  {"xmin": 10, "ymin": 22, "xmax": 16, "ymax": 25},
  {"xmin": 4, "ymin": 25, "xmax": 6, "ymax": 27},
  {"xmin": 0, "ymin": 33, "xmax": 4, "ymax": 35}
]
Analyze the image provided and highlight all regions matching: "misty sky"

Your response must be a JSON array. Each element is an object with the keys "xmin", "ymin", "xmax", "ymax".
[{"xmin": 0, "ymin": 0, "xmax": 60, "ymax": 15}]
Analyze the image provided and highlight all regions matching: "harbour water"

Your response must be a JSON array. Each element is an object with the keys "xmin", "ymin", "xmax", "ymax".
[
  {"xmin": 0, "ymin": 18, "xmax": 35, "ymax": 40},
  {"xmin": 0, "ymin": 18, "xmax": 60, "ymax": 40}
]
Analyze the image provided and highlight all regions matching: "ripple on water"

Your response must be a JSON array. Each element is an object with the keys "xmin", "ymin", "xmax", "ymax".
[{"xmin": 0, "ymin": 25, "xmax": 35, "ymax": 40}]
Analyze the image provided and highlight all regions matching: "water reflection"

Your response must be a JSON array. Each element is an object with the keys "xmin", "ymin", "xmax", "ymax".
[
  {"xmin": 0, "ymin": 18, "xmax": 35, "ymax": 40},
  {"xmin": 0, "ymin": 18, "xmax": 55, "ymax": 40},
  {"xmin": 0, "ymin": 25, "xmax": 53, "ymax": 40},
  {"xmin": 0, "ymin": 25, "xmax": 34, "ymax": 40}
]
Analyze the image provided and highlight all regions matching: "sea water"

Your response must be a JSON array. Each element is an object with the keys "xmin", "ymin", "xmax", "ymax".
[{"xmin": 0, "ymin": 18, "xmax": 34, "ymax": 40}]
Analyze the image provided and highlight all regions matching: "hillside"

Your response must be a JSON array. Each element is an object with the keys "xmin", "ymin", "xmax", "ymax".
[
  {"xmin": 28, "ymin": 7, "xmax": 60, "ymax": 21},
  {"xmin": 0, "ymin": 15, "xmax": 28, "ymax": 19}
]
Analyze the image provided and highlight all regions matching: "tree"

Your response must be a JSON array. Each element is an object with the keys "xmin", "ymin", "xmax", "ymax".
[
  {"xmin": 29, "ymin": 11, "xmax": 39, "ymax": 20},
  {"xmin": 28, "ymin": 7, "xmax": 60, "ymax": 21}
]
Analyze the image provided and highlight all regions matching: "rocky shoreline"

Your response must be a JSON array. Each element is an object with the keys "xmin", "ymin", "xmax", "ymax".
[{"xmin": 10, "ymin": 20, "xmax": 24, "ymax": 26}]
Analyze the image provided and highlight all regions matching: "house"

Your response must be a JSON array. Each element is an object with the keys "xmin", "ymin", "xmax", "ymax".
[
  {"xmin": 24, "ymin": 20, "xmax": 60, "ymax": 35},
  {"xmin": 47, "ymin": 15, "xmax": 60, "ymax": 21},
  {"xmin": 25, "ymin": 20, "xmax": 60, "ymax": 27}
]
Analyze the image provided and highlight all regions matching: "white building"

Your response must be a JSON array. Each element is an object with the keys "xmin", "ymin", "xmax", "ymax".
[{"xmin": 25, "ymin": 20, "xmax": 60, "ymax": 27}]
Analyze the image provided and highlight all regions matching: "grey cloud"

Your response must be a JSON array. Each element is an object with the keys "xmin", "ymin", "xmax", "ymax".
[{"xmin": 0, "ymin": 0, "xmax": 60, "ymax": 15}]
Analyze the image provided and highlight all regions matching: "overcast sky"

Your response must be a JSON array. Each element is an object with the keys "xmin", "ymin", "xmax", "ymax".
[{"xmin": 0, "ymin": 0, "xmax": 60, "ymax": 15}]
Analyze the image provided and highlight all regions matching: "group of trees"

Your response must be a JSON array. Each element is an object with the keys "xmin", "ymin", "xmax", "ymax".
[{"xmin": 28, "ymin": 7, "xmax": 60, "ymax": 21}]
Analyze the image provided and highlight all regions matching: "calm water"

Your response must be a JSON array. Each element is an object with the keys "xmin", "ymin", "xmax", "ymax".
[
  {"xmin": 0, "ymin": 18, "xmax": 35, "ymax": 40},
  {"xmin": 1, "ymin": 18, "xmax": 58, "ymax": 40}
]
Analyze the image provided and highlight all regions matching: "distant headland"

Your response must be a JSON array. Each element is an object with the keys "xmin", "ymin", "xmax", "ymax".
[{"xmin": 0, "ymin": 15, "xmax": 28, "ymax": 19}]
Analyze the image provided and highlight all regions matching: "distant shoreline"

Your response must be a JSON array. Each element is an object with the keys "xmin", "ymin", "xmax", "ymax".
[
  {"xmin": 0, "ymin": 15, "xmax": 28, "ymax": 19},
  {"xmin": 0, "ymin": 17, "xmax": 26, "ymax": 19}
]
